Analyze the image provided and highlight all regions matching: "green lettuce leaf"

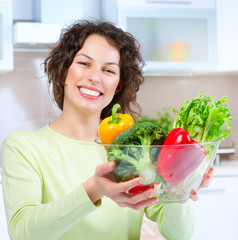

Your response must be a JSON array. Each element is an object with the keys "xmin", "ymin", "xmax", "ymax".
[{"xmin": 172, "ymin": 91, "xmax": 232, "ymax": 143}]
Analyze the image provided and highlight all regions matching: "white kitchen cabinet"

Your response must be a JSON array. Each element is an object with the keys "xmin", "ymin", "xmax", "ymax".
[
  {"xmin": 33, "ymin": 0, "xmax": 101, "ymax": 25},
  {"xmin": 0, "ymin": 0, "xmax": 13, "ymax": 72},
  {"xmin": 191, "ymin": 176, "xmax": 238, "ymax": 240},
  {"xmin": 103, "ymin": 0, "xmax": 238, "ymax": 75},
  {"xmin": 102, "ymin": 0, "xmax": 217, "ymax": 75},
  {"xmin": 119, "ymin": 9, "xmax": 216, "ymax": 75},
  {"xmin": 216, "ymin": 0, "xmax": 238, "ymax": 72},
  {"xmin": 103, "ymin": 0, "xmax": 216, "ymax": 10}
]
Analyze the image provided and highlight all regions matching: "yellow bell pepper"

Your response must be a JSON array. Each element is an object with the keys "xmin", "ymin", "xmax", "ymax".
[{"xmin": 98, "ymin": 103, "xmax": 135, "ymax": 144}]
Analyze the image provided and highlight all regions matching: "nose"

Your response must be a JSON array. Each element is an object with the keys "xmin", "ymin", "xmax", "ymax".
[{"xmin": 89, "ymin": 66, "xmax": 100, "ymax": 84}]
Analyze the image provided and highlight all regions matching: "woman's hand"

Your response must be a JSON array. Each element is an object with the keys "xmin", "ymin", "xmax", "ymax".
[
  {"xmin": 83, "ymin": 162, "xmax": 158, "ymax": 210},
  {"xmin": 189, "ymin": 166, "xmax": 214, "ymax": 201}
]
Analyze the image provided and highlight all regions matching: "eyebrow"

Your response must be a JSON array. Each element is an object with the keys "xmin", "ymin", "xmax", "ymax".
[{"xmin": 76, "ymin": 53, "xmax": 119, "ymax": 67}]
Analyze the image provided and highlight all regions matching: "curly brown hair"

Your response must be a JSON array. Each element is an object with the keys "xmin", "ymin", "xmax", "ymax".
[{"xmin": 44, "ymin": 20, "xmax": 145, "ymax": 119}]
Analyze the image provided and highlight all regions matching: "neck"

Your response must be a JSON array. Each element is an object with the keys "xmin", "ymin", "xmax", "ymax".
[{"xmin": 50, "ymin": 108, "xmax": 101, "ymax": 142}]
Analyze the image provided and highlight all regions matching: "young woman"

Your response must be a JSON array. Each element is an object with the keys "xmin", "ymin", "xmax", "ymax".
[{"xmin": 2, "ymin": 20, "xmax": 212, "ymax": 240}]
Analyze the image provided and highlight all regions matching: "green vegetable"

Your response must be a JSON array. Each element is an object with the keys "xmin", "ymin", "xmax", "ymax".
[
  {"xmin": 155, "ymin": 107, "xmax": 174, "ymax": 132},
  {"xmin": 172, "ymin": 91, "xmax": 232, "ymax": 143},
  {"xmin": 136, "ymin": 116, "xmax": 161, "ymax": 128},
  {"xmin": 136, "ymin": 106, "xmax": 174, "ymax": 132},
  {"xmin": 107, "ymin": 122, "xmax": 167, "ymax": 185}
]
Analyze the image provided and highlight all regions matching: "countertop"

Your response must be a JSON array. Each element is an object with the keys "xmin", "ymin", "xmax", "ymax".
[{"xmin": 213, "ymin": 161, "xmax": 238, "ymax": 177}]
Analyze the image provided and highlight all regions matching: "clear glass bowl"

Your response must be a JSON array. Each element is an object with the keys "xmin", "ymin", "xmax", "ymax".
[{"xmin": 96, "ymin": 139, "xmax": 220, "ymax": 203}]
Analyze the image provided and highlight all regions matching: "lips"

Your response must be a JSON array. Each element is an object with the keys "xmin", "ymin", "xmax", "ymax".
[{"xmin": 78, "ymin": 86, "xmax": 102, "ymax": 98}]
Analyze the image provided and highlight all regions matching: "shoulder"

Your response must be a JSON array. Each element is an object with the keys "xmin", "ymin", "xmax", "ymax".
[{"xmin": 4, "ymin": 125, "xmax": 49, "ymax": 148}]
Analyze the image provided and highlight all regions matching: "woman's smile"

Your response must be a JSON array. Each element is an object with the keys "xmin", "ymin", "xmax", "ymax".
[{"xmin": 78, "ymin": 86, "xmax": 102, "ymax": 99}]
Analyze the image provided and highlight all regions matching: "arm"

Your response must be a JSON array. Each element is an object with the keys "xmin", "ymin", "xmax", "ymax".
[
  {"xmin": 144, "ymin": 167, "xmax": 214, "ymax": 240},
  {"xmin": 2, "ymin": 133, "xmax": 158, "ymax": 240},
  {"xmin": 145, "ymin": 201, "xmax": 194, "ymax": 240},
  {"xmin": 2, "ymin": 136, "xmax": 98, "ymax": 240}
]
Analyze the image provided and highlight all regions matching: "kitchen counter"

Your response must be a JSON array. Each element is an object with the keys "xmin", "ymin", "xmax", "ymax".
[
  {"xmin": 1, "ymin": 164, "xmax": 238, "ymax": 240},
  {"xmin": 213, "ymin": 161, "xmax": 238, "ymax": 177}
]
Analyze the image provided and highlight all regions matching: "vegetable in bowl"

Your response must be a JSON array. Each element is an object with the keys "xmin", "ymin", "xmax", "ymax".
[
  {"xmin": 107, "ymin": 122, "xmax": 167, "ymax": 186},
  {"xmin": 156, "ymin": 127, "xmax": 206, "ymax": 185},
  {"xmin": 98, "ymin": 92, "xmax": 232, "ymax": 202},
  {"xmin": 172, "ymin": 91, "xmax": 232, "ymax": 143},
  {"xmin": 98, "ymin": 103, "xmax": 135, "ymax": 144},
  {"xmin": 103, "ymin": 127, "xmax": 220, "ymax": 202},
  {"xmin": 161, "ymin": 91, "xmax": 232, "ymax": 192}
]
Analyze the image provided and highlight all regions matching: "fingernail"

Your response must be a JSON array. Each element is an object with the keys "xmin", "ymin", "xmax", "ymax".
[
  {"xmin": 209, "ymin": 167, "xmax": 214, "ymax": 174},
  {"xmin": 193, "ymin": 191, "xmax": 197, "ymax": 195}
]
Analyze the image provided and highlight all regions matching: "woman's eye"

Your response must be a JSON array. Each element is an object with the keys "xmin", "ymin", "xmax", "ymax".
[
  {"xmin": 105, "ymin": 69, "xmax": 115, "ymax": 74},
  {"xmin": 78, "ymin": 61, "xmax": 88, "ymax": 66}
]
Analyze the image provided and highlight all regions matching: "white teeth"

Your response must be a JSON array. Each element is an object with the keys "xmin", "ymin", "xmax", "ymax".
[{"xmin": 79, "ymin": 87, "xmax": 100, "ymax": 97}]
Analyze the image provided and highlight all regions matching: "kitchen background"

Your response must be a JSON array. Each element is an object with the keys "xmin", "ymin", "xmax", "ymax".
[{"xmin": 0, "ymin": 0, "xmax": 238, "ymax": 239}]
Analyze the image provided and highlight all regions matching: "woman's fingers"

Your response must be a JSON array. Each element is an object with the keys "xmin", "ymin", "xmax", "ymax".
[
  {"xmin": 190, "ymin": 190, "xmax": 199, "ymax": 201},
  {"xmin": 119, "ymin": 196, "xmax": 159, "ymax": 210},
  {"xmin": 190, "ymin": 166, "xmax": 214, "ymax": 201},
  {"xmin": 208, "ymin": 166, "xmax": 214, "ymax": 175},
  {"xmin": 94, "ymin": 163, "xmax": 160, "ymax": 209},
  {"xmin": 199, "ymin": 166, "xmax": 214, "ymax": 189},
  {"xmin": 126, "ymin": 188, "xmax": 157, "ymax": 204},
  {"xmin": 112, "ymin": 190, "xmax": 158, "ymax": 209},
  {"xmin": 106, "ymin": 177, "xmax": 159, "ymax": 209},
  {"xmin": 116, "ymin": 177, "xmax": 145, "ymax": 192},
  {"xmin": 201, "ymin": 174, "xmax": 211, "ymax": 188},
  {"xmin": 95, "ymin": 162, "xmax": 115, "ymax": 176}
]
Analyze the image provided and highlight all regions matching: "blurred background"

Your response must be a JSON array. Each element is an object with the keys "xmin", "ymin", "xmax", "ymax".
[{"xmin": 0, "ymin": 0, "xmax": 238, "ymax": 239}]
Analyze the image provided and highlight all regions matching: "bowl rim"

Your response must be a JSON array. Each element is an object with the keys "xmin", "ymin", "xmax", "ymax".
[{"xmin": 95, "ymin": 138, "xmax": 220, "ymax": 148}]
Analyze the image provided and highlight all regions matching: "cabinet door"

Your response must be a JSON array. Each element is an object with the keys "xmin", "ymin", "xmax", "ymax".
[
  {"xmin": 216, "ymin": 0, "xmax": 238, "ymax": 72},
  {"xmin": 0, "ymin": 2, "xmax": 13, "ymax": 72},
  {"xmin": 118, "ymin": 8, "xmax": 216, "ymax": 75},
  {"xmin": 191, "ymin": 176, "xmax": 238, "ymax": 240}
]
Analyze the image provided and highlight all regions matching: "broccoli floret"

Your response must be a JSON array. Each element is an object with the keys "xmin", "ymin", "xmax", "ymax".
[{"xmin": 107, "ymin": 122, "xmax": 167, "ymax": 184}]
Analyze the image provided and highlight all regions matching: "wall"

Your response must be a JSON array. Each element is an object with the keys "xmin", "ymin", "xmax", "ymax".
[
  {"xmin": 137, "ymin": 74, "xmax": 238, "ymax": 161},
  {"xmin": 0, "ymin": 52, "xmax": 60, "ymax": 165},
  {"xmin": 0, "ymin": 53, "xmax": 237, "ymax": 165}
]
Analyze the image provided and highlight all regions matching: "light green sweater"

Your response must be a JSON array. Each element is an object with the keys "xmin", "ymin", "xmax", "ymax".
[{"xmin": 2, "ymin": 124, "xmax": 194, "ymax": 240}]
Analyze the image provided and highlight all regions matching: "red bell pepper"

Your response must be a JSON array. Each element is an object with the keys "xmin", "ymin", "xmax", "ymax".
[
  {"xmin": 129, "ymin": 183, "xmax": 154, "ymax": 194},
  {"xmin": 156, "ymin": 128, "xmax": 206, "ymax": 184}
]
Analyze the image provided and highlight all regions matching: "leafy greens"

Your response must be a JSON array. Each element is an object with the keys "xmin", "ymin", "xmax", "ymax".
[{"xmin": 172, "ymin": 91, "xmax": 232, "ymax": 143}]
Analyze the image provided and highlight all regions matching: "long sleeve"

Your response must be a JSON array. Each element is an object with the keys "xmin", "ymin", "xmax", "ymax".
[
  {"xmin": 1, "ymin": 126, "xmax": 145, "ymax": 240},
  {"xmin": 2, "ymin": 135, "xmax": 99, "ymax": 240},
  {"xmin": 145, "ymin": 201, "xmax": 194, "ymax": 240},
  {"xmin": 2, "ymin": 125, "xmax": 195, "ymax": 240}
]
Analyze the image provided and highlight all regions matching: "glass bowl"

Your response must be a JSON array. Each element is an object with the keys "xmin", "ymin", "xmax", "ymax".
[{"xmin": 96, "ymin": 139, "xmax": 220, "ymax": 203}]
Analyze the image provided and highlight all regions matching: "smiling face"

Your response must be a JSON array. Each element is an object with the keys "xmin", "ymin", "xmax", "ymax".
[{"xmin": 63, "ymin": 34, "xmax": 120, "ymax": 116}]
